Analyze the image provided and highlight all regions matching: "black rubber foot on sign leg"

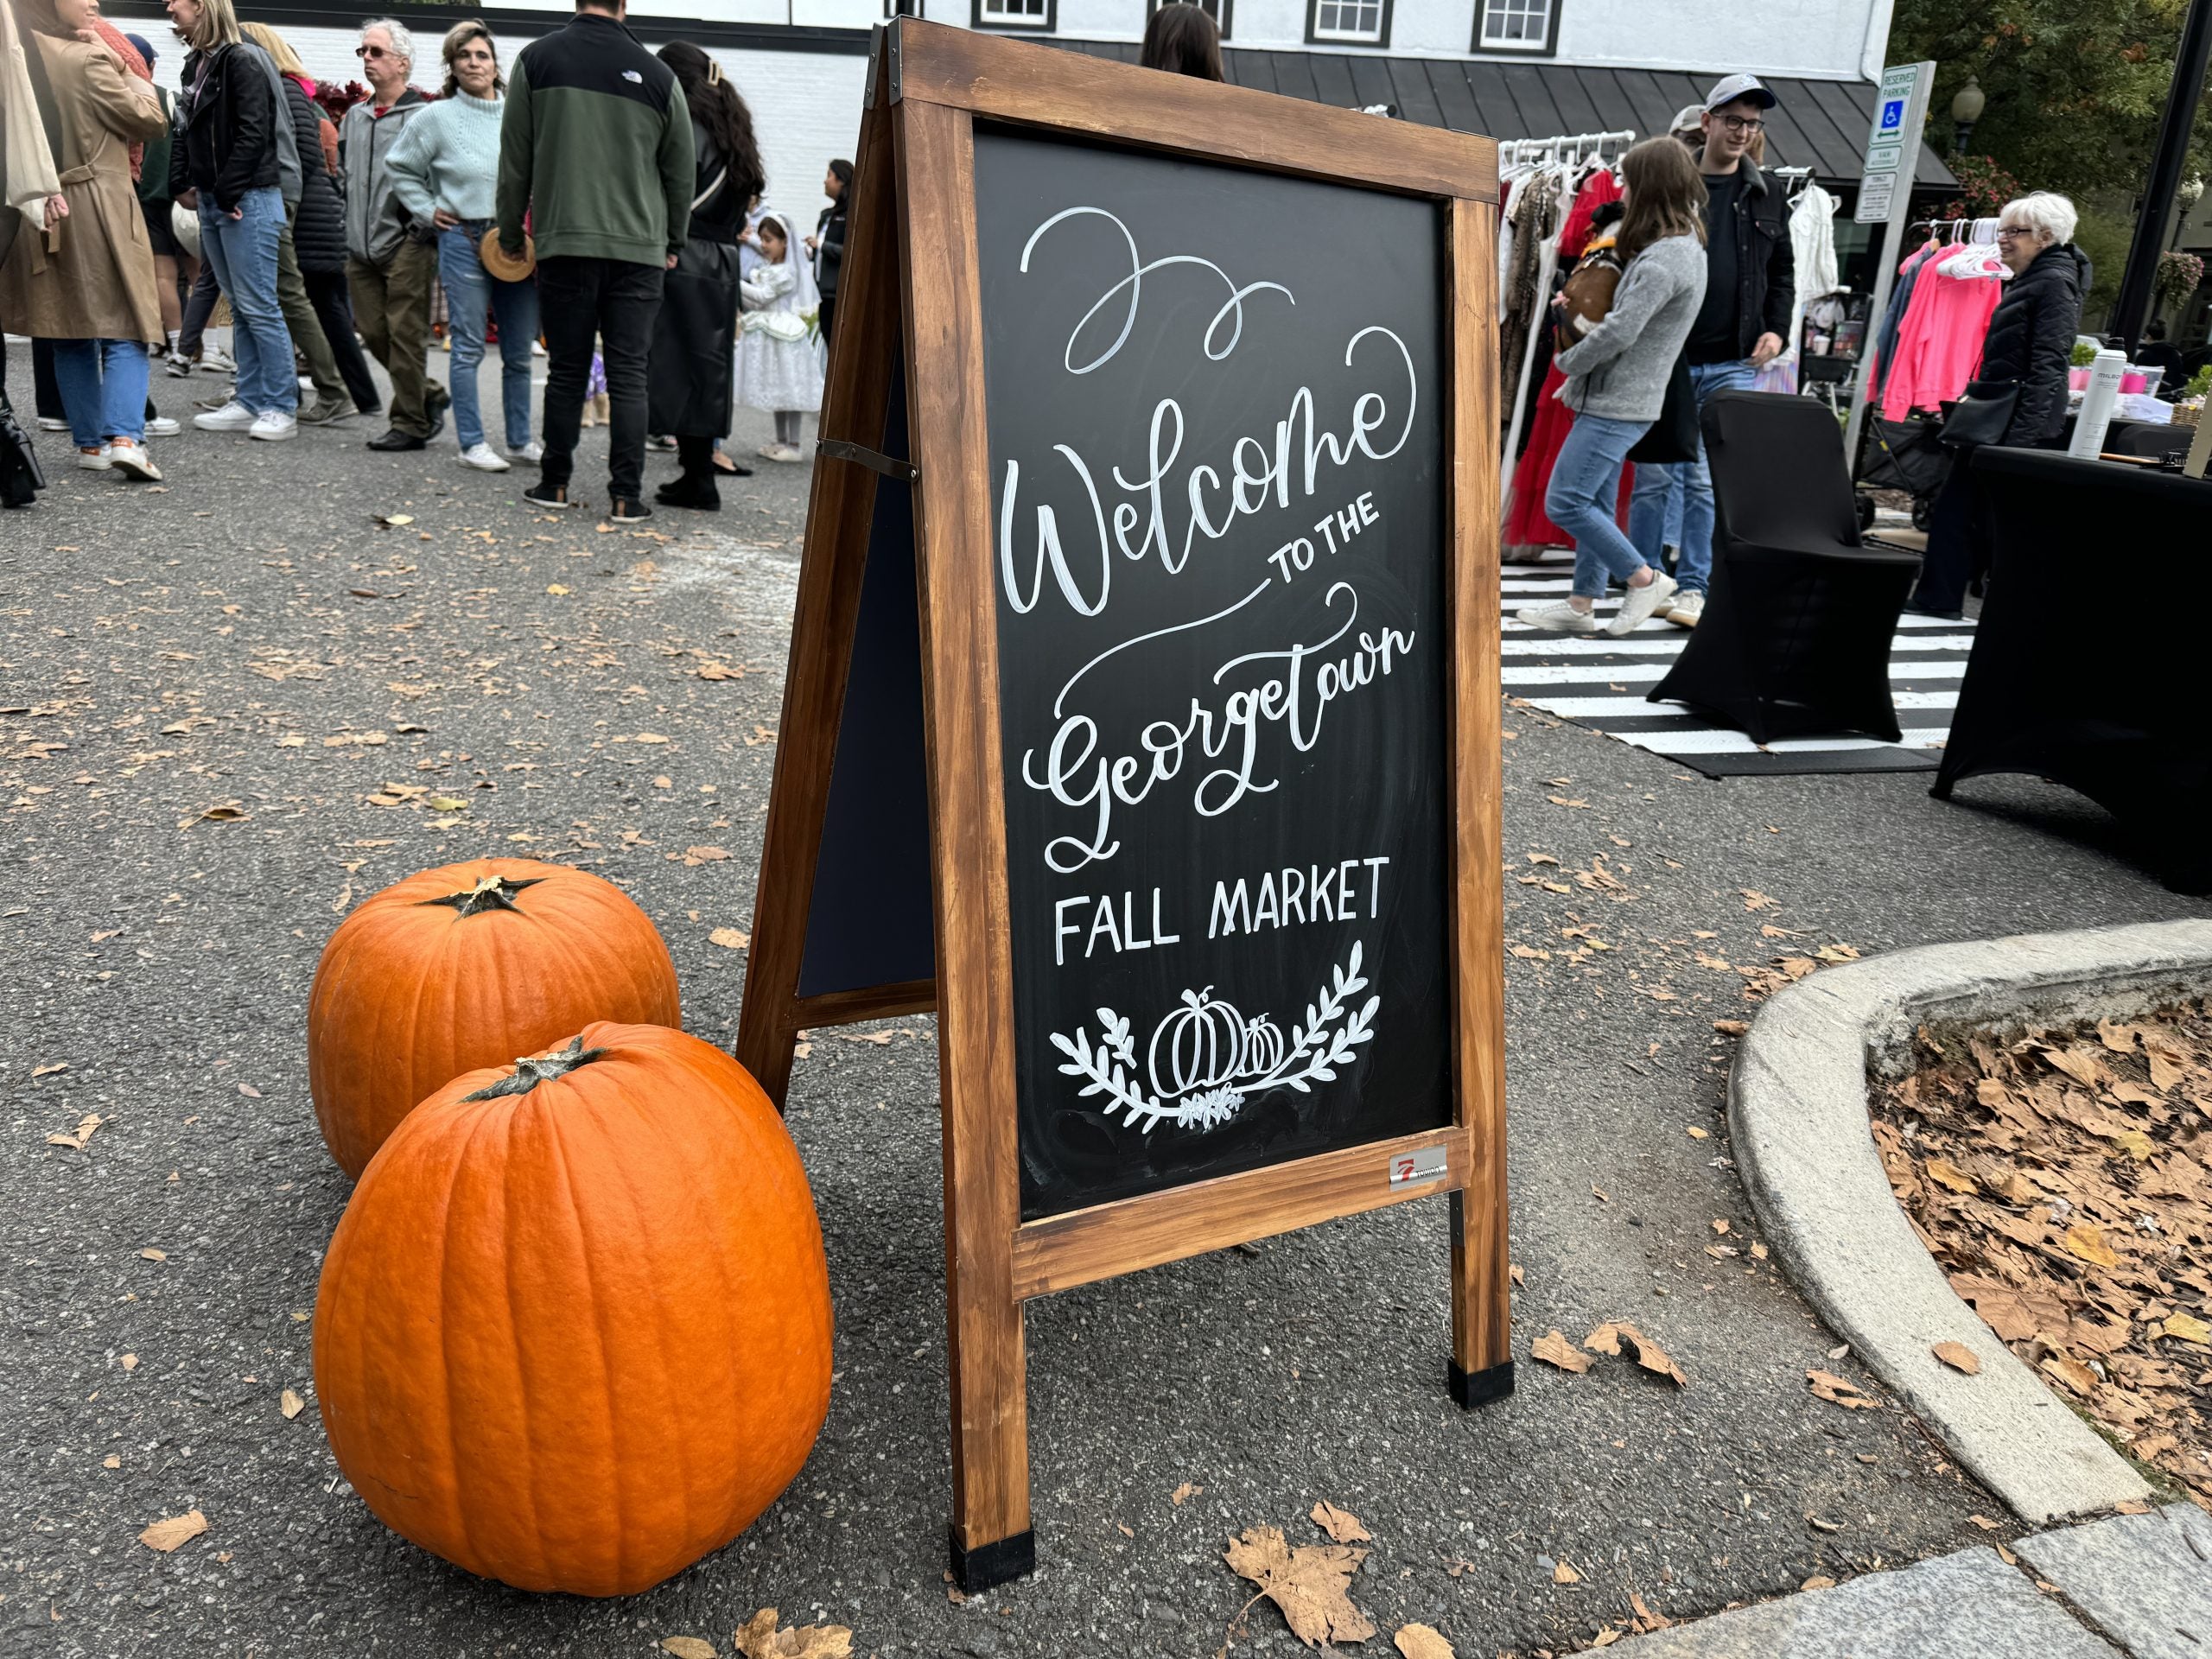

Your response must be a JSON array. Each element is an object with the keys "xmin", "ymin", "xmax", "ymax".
[
  {"xmin": 1449, "ymin": 1358, "xmax": 1516, "ymax": 1409},
  {"xmin": 950, "ymin": 1527, "xmax": 1036, "ymax": 1592}
]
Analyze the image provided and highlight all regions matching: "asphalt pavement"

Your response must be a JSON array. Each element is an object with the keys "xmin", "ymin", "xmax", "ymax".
[{"xmin": 5, "ymin": 338, "xmax": 2206, "ymax": 1658}]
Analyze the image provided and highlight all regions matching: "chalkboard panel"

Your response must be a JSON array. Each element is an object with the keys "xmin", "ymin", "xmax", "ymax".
[
  {"xmin": 973, "ymin": 128, "xmax": 1453, "ymax": 1221},
  {"xmin": 798, "ymin": 366, "xmax": 937, "ymax": 998}
]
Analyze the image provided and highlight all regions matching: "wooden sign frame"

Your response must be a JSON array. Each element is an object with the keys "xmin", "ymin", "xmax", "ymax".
[{"xmin": 736, "ymin": 18, "xmax": 1506, "ymax": 1592}]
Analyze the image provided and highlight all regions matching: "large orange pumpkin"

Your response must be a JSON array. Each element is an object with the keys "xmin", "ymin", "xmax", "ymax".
[
  {"xmin": 308, "ymin": 858, "xmax": 679, "ymax": 1178},
  {"xmin": 313, "ymin": 1022, "xmax": 833, "ymax": 1596}
]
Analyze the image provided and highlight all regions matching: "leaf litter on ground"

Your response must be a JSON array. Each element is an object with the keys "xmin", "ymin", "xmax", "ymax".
[
  {"xmin": 1871, "ymin": 1000, "xmax": 2212, "ymax": 1505},
  {"xmin": 1223, "ymin": 1523, "xmax": 1376, "ymax": 1648}
]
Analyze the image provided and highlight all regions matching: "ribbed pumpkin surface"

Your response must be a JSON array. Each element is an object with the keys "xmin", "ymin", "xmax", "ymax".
[
  {"xmin": 313, "ymin": 1022, "xmax": 833, "ymax": 1596},
  {"xmin": 308, "ymin": 858, "xmax": 679, "ymax": 1179}
]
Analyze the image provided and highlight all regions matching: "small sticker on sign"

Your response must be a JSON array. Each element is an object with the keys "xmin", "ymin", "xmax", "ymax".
[{"xmin": 1389, "ymin": 1146, "xmax": 1448, "ymax": 1188}]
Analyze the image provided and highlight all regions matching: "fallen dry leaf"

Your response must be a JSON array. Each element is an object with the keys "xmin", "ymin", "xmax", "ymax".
[
  {"xmin": 1172, "ymin": 1481, "xmax": 1203, "ymax": 1506},
  {"xmin": 1925, "ymin": 1159, "xmax": 1977, "ymax": 1194},
  {"xmin": 2062, "ymin": 1224, "xmax": 2120, "ymax": 1268},
  {"xmin": 1801, "ymin": 1575, "xmax": 1837, "ymax": 1591},
  {"xmin": 32, "ymin": 1061, "xmax": 68, "ymax": 1077},
  {"xmin": 1807, "ymin": 1370, "xmax": 1878, "ymax": 1409},
  {"xmin": 662, "ymin": 1640, "xmax": 718, "ymax": 1659},
  {"xmin": 138, "ymin": 1510, "xmax": 207, "ymax": 1553},
  {"xmin": 118, "ymin": 1353, "xmax": 137, "ymax": 1371},
  {"xmin": 1530, "ymin": 1330, "xmax": 1591, "ymax": 1374},
  {"xmin": 1224, "ymin": 1526, "xmax": 1376, "ymax": 1648},
  {"xmin": 138, "ymin": 1248, "xmax": 166, "ymax": 1262},
  {"xmin": 2160, "ymin": 1313, "xmax": 2210, "ymax": 1345},
  {"xmin": 1394, "ymin": 1624, "xmax": 1456, "ymax": 1659},
  {"xmin": 734, "ymin": 1609, "xmax": 852, "ymax": 1658},
  {"xmin": 709, "ymin": 927, "xmax": 751, "ymax": 950},
  {"xmin": 2041, "ymin": 1354, "xmax": 2099, "ymax": 1395},
  {"xmin": 280, "ymin": 1389, "xmax": 304, "ymax": 1421},
  {"xmin": 1630, "ymin": 1591, "xmax": 1672, "ymax": 1631},
  {"xmin": 1968, "ymin": 1514, "xmax": 1999, "ymax": 1530},
  {"xmin": 1591, "ymin": 1630, "xmax": 1621, "ymax": 1649},
  {"xmin": 1584, "ymin": 1323, "xmax": 1688, "ymax": 1387},
  {"xmin": 1311, "ymin": 1500, "xmax": 1370, "ymax": 1544},
  {"xmin": 1931, "ymin": 1341, "xmax": 1982, "ymax": 1376},
  {"xmin": 1552, "ymin": 1559, "xmax": 1582, "ymax": 1585},
  {"xmin": 47, "ymin": 1111, "xmax": 102, "ymax": 1149}
]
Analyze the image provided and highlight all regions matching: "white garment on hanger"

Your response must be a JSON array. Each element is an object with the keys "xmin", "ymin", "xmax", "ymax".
[{"xmin": 1775, "ymin": 181, "xmax": 1842, "ymax": 368}]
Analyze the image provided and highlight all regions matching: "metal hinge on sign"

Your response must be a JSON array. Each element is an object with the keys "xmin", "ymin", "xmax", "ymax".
[{"xmin": 817, "ymin": 440, "xmax": 918, "ymax": 483}]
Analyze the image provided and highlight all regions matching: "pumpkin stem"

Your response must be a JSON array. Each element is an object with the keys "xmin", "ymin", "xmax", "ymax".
[
  {"xmin": 420, "ymin": 874, "xmax": 546, "ymax": 917},
  {"xmin": 461, "ymin": 1036, "xmax": 606, "ymax": 1100}
]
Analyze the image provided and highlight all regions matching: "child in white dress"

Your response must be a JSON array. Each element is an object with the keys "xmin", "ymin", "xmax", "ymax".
[{"xmin": 735, "ymin": 212, "xmax": 824, "ymax": 462}]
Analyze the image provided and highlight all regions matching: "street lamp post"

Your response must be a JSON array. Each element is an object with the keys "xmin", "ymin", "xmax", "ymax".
[{"xmin": 1949, "ymin": 74, "xmax": 1984, "ymax": 155}]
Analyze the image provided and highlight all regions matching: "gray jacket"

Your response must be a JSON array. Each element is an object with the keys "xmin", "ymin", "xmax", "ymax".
[
  {"xmin": 1555, "ymin": 232, "xmax": 1707, "ymax": 423},
  {"xmin": 238, "ymin": 41, "xmax": 300, "ymax": 208},
  {"xmin": 338, "ymin": 87, "xmax": 429, "ymax": 266}
]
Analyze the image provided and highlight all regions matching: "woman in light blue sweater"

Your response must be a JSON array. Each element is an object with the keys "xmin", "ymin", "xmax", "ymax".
[
  {"xmin": 385, "ymin": 22, "xmax": 538, "ymax": 473},
  {"xmin": 1518, "ymin": 137, "xmax": 1709, "ymax": 638}
]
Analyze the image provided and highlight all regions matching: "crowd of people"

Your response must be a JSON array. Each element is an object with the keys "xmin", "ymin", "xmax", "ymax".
[
  {"xmin": 1510, "ymin": 70, "xmax": 2087, "ymax": 636},
  {"xmin": 2, "ymin": 0, "xmax": 845, "ymax": 518}
]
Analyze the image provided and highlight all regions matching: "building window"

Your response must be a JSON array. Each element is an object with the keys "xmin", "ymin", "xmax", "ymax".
[
  {"xmin": 1149, "ymin": 0, "xmax": 1232, "ymax": 40},
  {"xmin": 1306, "ymin": 0, "xmax": 1388, "ymax": 44},
  {"xmin": 973, "ymin": 0, "xmax": 1052, "ymax": 28},
  {"xmin": 1473, "ymin": 0, "xmax": 1556, "ymax": 54}
]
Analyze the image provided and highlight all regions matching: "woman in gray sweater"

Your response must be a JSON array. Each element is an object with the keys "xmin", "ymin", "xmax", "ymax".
[{"xmin": 1519, "ymin": 137, "xmax": 1709, "ymax": 638}]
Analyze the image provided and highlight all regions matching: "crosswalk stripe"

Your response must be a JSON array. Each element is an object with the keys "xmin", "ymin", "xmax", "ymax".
[
  {"xmin": 1502, "ymin": 658, "xmax": 1969, "ymax": 687},
  {"xmin": 1524, "ymin": 690, "xmax": 1961, "ymax": 718}
]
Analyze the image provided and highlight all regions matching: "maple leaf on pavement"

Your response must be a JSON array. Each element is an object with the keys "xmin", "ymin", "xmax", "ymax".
[{"xmin": 1224, "ymin": 1526, "xmax": 1376, "ymax": 1648}]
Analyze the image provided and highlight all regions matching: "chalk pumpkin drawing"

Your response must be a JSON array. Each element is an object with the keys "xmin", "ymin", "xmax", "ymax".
[{"xmin": 1050, "ymin": 941, "xmax": 1379, "ymax": 1134}]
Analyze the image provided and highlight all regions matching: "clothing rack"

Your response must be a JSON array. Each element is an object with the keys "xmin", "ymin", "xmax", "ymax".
[
  {"xmin": 1498, "ymin": 129, "xmax": 1636, "ymax": 169},
  {"xmin": 1497, "ymin": 130, "xmax": 1636, "ymax": 497}
]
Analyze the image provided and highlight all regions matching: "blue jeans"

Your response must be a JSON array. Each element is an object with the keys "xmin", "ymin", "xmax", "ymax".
[
  {"xmin": 437, "ymin": 225, "xmax": 539, "ymax": 451},
  {"xmin": 49, "ymin": 339, "xmax": 149, "ymax": 448},
  {"xmin": 1627, "ymin": 359, "xmax": 1758, "ymax": 595},
  {"xmin": 199, "ymin": 188, "xmax": 296, "ymax": 416},
  {"xmin": 1546, "ymin": 412, "xmax": 1656, "ymax": 600}
]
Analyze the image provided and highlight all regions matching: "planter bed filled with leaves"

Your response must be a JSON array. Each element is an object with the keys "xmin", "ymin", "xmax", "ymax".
[{"xmin": 1870, "ymin": 1001, "xmax": 2212, "ymax": 1510}]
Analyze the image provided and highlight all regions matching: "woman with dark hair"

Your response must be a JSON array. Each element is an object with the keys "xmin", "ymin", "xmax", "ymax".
[
  {"xmin": 0, "ymin": 0, "xmax": 169, "ymax": 479},
  {"xmin": 804, "ymin": 156, "xmax": 849, "ymax": 344},
  {"xmin": 1139, "ymin": 2, "xmax": 1223, "ymax": 79},
  {"xmin": 647, "ymin": 41, "xmax": 765, "ymax": 512},
  {"xmin": 386, "ymin": 21, "xmax": 537, "ymax": 470}
]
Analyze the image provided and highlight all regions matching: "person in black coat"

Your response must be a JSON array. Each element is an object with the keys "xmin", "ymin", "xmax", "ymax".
[
  {"xmin": 804, "ymin": 158, "xmax": 849, "ymax": 343},
  {"xmin": 254, "ymin": 32, "xmax": 378, "ymax": 417},
  {"xmin": 1908, "ymin": 192, "xmax": 2086, "ymax": 618},
  {"xmin": 647, "ymin": 42, "xmax": 766, "ymax": 512}
]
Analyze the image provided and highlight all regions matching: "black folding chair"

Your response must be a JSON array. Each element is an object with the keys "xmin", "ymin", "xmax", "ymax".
[{"xmin": 1650, "ymin": 391, "xmax": 1923, "ymax": 746}]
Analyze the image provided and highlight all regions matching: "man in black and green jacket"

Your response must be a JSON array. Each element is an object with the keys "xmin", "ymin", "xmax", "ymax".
[{"xmin": 497, "ymin": 0, "xmax": 691, "ymax": 518}]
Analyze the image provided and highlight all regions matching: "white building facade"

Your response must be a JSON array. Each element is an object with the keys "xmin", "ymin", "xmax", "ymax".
[{"xmin": 108, "ymin": 0, "xmax": 1910, "ymax": 246}]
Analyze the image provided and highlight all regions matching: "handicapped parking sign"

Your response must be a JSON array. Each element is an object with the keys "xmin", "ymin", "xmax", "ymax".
[{"xmin": 1880, "ymin": 98, "xmax": 1905, "ymax": 131}]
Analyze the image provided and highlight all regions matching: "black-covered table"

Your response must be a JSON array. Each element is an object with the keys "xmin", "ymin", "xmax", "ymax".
[{"xmin": 1934, "ymin": 447, "xmax": 2211, "ymax": 893}]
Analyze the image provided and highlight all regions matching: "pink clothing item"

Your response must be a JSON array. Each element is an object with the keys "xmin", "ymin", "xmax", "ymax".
[{"xmin": 1881, "ymin": 245, "xmax": 2004, "ymax": 421}]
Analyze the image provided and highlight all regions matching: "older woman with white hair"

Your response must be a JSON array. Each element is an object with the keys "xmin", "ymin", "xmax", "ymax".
[{"xmin": 1906, "ymin": 190, "xmax": 2088, "ymax": 618}]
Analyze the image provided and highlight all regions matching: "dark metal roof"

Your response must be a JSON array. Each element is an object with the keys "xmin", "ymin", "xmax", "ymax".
[{"xmin": 1052, "ymin": 40, "xmax": 1958, "ymax": 189}]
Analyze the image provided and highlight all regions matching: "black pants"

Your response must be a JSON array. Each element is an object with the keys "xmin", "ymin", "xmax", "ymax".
[
  {"xmin": 31, "ymin": 339, "xmax": 63, "ymax": 422},
  {"xmin": 1912, "ymin": 460, "xmax": 1988, "ymax": 614},
  {"xmin": 304, "ymin": 268, "xmax": 381, "ymax": 414},
  {"xmin": 178, "ymin": 259, "xmax": 220, "ymax": 359},
  {"xmin": 818, "ymin": 296, "xmax": 836, "ymax": 343},
  {"xmin": 538, "ymin": 255, "xmax": 664, "ymax": 504}
]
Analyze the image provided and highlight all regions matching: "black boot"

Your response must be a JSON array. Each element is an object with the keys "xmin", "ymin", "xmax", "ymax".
[{"xmin": 655, "ymin": 472, "xmax": 721, "ymax": 511}]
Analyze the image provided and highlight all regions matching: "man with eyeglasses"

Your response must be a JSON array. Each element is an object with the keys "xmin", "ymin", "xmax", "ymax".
[
  {"xmin": 340, "ymin": 17, "xmax": 449, "ymax": 452},
  {"xmin": 1627, "ymin": 72, "xmax": 1796, "ymax": 629}
]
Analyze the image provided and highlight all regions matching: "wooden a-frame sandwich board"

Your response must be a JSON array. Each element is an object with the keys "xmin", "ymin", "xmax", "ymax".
[{"xmin": 736, "ymin": 18, "xmax": 1509, "ymax": 1592}]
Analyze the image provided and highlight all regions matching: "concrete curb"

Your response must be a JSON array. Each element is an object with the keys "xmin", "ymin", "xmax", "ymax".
[{"xmin": 1728, "ymin": 918, "xmax": 2212, "ymax": 1524}]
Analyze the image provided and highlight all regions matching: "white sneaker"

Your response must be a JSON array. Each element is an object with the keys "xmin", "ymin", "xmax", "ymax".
[
  {"xmin": 461, "ymin": 442, "xmax": 511, "ymax": 472},
  {"xmin": 198, "ymin": 347, "xmax": 235, "ymax": 374},
  {"xmin": 509, "ymin": 441, "xmax": 543, "ymax": 465},
  {"xmin": 76, "ymin": 446, "xmax": 112, "ymax": 471},
  {"xmin": 145, "ymin": 416, "xmax": 181, "ymax": 437},
  {"xmin": 1516, "ymin": 600, "xmax": 1602, "ymax": 634},
  {"xmin": 194, "ymin": 399, "xmax": 256, "ymax": 431},
  {"xmin": 249, "ymin": 410, "xmax": 299, "ymax": 442},
  {"xmin": 1607, "ymin": 571, "xmax": 1678, "ymax": 636},
  {"xmin": 766, "ymin": 442, "xmax": 806, "ymax": 463},
  {"xmin": 1666, "ymin": 590, "xmax": 1706, "ymax": 628},
  {"xmin": 107, "ymin": 439, "xmax": 162, "ymax": 481},
  {"xmin": 40, "ymin": 416, "xmax": 70, "ymax": 432}
]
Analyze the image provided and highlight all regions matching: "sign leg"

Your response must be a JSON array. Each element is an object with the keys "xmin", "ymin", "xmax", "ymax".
[{"xmin": 1449, "ymin": 1189, "xmax": 1516, "ymax": 1408}]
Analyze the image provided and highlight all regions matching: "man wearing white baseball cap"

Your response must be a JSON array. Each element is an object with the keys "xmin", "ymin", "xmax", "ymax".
[{"xmin": 1627, "ymin": 72, "xmax": 1796, "ymax": 629}]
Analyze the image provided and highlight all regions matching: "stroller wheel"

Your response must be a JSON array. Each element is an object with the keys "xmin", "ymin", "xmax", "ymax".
[{"xmin": 1911, "ymin": 495, "xmax": 1934, "ymax": 531}]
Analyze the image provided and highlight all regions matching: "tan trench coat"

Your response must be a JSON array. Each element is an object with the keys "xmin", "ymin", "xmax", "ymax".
[{"xmin": 0, "ymin": 32, "xmax": 166, "ymax": 342}]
